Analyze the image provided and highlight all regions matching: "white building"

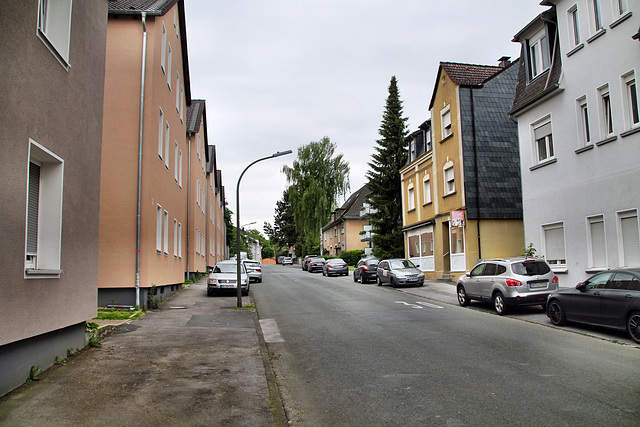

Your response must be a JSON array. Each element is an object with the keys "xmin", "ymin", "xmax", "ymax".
[{"xmin": 510, "ymin": 0, "xmax": 640, "ymax": 287}]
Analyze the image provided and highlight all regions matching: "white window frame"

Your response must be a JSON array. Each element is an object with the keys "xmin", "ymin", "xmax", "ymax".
[
  {"xmin": 441, "ymin": 106, "xmax": 452, "ymax": 139},
  {"xmin": 598, "ymin": 85, "xmax": 614, "ymax": 138},
  {"xmin": 542, "ymin": 222, "xmax": 567, "ymax": 271},
  {"xmin": 532, "ymin": 116, "xmax": 554, "ymax": 164},
  {"xmin": 25, "ymin": 140, "xmax": 64, "ymax": 278},
  {"xmin": 166, "ymin": 43, "xmax": 172, "ymax": 90},
  {"xmin": 37, "ymin": 0, "xmax": 73, "ymax": 68},
  {"xmin": 178, "ymin": 150, "xmax": 183, "ymax": 188},
  {"xmin": 423, "ymin": 174, "xmax": 431, "ymax": 205},
  {"xmin": 163, "ymin": 210, "xmax": 169, "ymax": 254},
  {"xmin": 621, "ymin": 71, "xmax": 639, "ymax": 130},
  {"xmin": 178, "ymin": 222, "xmax": 182, "ymax": 258},
  {"xmin": 173, "ymin": 219, "xmax": 178, "ymax": 257},
  {"xmin": 568, "ymin": 5, "xmax": 581, "ymax": 47},
  {"xmin": 174, "ymin": 142, "xmax": 179, "ymax": 182},
  {"xmin": 528, "ymin": 28, "xmax": 550, "ymax": 79},
  {"xmin": 161, "ymin": 22, "xmax": 166, "ymax": 74},
  {"xmin": 196, "ymin": 228, "xmax": 200, "ymax": 255},
  {"xmin": 577, "ymin": 96, "xmax": 591, "ymax": 146},
  {"xmin": 407, "ymin": 183, "xmax": 415, "ymax": 211},
  {"xmin": 443, "ymin": 161, "xmax": 455, "ymax": 195},
  {"xmin": 617, "ymin": 209, "xmax": 640, "ymax": 267},
  {"xmin": 176, "ymin": 72, "xmax": 181, "ymax": 112},
  {"xmin": 158, "ymin": 107, "xmax": 164, "ymax": 159},
  {"xmin": 164, "ymin": 122, "xmax": 170, "ymax": 169},
  {"xmin": 615, "ymin": 0, "xmax": 628, "ymax": 16},
  {"xmin": 156, "ymin": 204, "xmax": 163, "ymax": 252},
  {"xmin": 591, "ymin": 0, "xmax": 603, "ymax": 32},
  {"xmin": 586, "ymin": 215, "xmax": 607, "ymax": 269}
]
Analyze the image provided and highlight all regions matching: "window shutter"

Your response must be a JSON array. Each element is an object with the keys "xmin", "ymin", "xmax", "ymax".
[
  {"xmin": 621, "ymin": 215, "xmax": 640, "ymax": 266},
  {"xmin": 590, "ymin": 219, "xmax": 606, "ymax": 268},
  {"xmin": 534, "ymin": 123, "xmax": 552, "ymax": 140},
  {"xmin": 27, "ymin": 162, "xmax": 40, "ymax": 254},
  {"xmin": 545, "ymin": 226, "xmax": 565, "ymax": 262}
]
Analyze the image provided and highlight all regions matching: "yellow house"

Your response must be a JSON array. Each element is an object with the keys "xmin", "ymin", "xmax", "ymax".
[
  {"xmin": 402, "ymin": 60, "xmax": 524, "ymax": 281},
  {"xmin": 322, "ymin": 185, "xmax": 372, "ymax": 256}
]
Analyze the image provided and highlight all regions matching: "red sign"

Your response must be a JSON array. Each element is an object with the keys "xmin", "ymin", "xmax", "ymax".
[{"xmin": 451, "ymin": 210, "xmax": 465, "ymax": 226}]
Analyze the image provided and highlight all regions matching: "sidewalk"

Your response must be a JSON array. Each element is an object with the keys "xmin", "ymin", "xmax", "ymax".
[{"xmin": 0, "ymin": 278, "xmax": 276, "ymax": 427}]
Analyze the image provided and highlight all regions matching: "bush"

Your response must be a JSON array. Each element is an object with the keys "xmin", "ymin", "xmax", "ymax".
[{"xmin": 339, "ymin": 249, "xmax": 365, "ymax": 267}]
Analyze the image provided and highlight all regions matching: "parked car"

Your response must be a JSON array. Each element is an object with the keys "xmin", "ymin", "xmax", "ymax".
[
  {"xmin": 456, "ymin": 258, "xmax": 558, "ymax": 315},
  {"xmin": 207, "ymin": 260, "xmax": 249, "ymax": 296},
  {"xmin": 307, "ymin": 257, "xmax": 326, "ymax": 273},
  {"xmin": 376, "ymin": 259, "xmax": 424, "ymax": 288},
  {"xmin": 353, "ymin": 257, "xmax": 380, "ymax": 284},
  {"xmin": 302, "ymin": 255, "xmax": 318, "ymax": 271},
  {"xmin": 323, "ymin": 258, "xmax": 348, "ymax": 276},
  {"xmin": 546, "ymin": 269, "xmax": 640, "ymax": 344},
  {"xmin": 282, "ymin": 257, "xmax": 293, "ymax": 265},
  {"xmin": 242, "ymin": 259, "xmax": 262, "ymax": 283}
]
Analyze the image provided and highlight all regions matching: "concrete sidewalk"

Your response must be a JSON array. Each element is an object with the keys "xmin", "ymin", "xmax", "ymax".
[{"xmin": 0, "ymin": 278, "xmax": 277, "ymax": 427}]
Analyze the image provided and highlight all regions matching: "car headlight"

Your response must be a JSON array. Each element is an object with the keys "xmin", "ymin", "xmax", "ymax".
[{"xmin": 208, "ymin": 278, "xmax": 217, "ymax": 284}]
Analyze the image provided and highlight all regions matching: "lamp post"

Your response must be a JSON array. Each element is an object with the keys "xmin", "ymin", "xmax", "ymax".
[{"xmin": 236, "ymin": 150, "xmax": 292, "ymax": 307}]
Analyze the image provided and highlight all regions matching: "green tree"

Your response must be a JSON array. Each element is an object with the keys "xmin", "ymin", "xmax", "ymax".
[
  {"xmin": 225, "ymin": 204, "xmax": 248, "ymax": 257},
  {"xmin": 366, "ymin": 76, "xmax": 409, "ymax": 259},
  {"xmin": 283, "ymin": 137, "xmax": 350, "ymax": 255},
  {"xmin": 245, "ymin": 228, "xmax": 275, "ymax": 259}
]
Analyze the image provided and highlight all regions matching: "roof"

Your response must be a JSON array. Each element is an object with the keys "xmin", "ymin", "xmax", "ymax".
[
  {"xmin": 108, "ymin": 0, "xmax": 178, "ymax": 14},
  {"xmin": 186, "ymin": 99, "xmax": 205, "ymax": 134},
  {"xmin": 428, "ymin": 62, "xmax": 503, "ymax": 110},
  {"xmin": 321, "ymin": 185, "xmax": 371, "ymax": 231}
]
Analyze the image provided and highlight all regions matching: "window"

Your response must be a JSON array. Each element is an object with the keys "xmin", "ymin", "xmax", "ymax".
[
  {"xmin": 425, "ymin": 129, "xmax": 432, "ymax": 152},
  {"xmin": 196, "ymin": 228, "xmax": 200, "ymax": 255},
  {"xmin": 441, "ymin": 107, "xmax": 452, "ymax": 138},
  {"xmin": 166, "ymin": 43, "xmax": 172, "ymax": 90},
  {"xmin": 176, "ymin": 73, "xmax": 181, "ymax": 112},
  {"xmin": 178, "ymin": 222, "xmax": 182, "ymax": 258},
  {"xmin": 587, "ymin": 215, "xmax": 607, "ymax": 268},
  {"xmin": 618, "ymin": 210, "xmax": 640, "ymax": 267},
  {"xmin": 164, "ymin": 122, "xmax": 170, "ymax": 168},
  {"xmin": 444, "ymin": 162, "xmax": 455, "ymax": 195},
  {"xmin": 543, "ymin": 223, "xmax": 566, "ymax": 268},
  {"xmin": 592, "ymin": 0, "xmax": 603, "ymax": 32},
  {"xmin": 622, "ymin": 72, "xmax": 639, "ymax": 130},
  {"xmin": 407, "ymin": 184, "xmax": 415, "ymax": 210},
  {"xmin": 178, "ymin": 150, "xmax": 183, "ymax": 187},
  {"xmin": 158, "ymin": 108, "xmax": 164, "ymax": 158},
  {"xmin": 599, "ymin": 86, "xmax": 614, "ymax": 137},
  {"xmin": 569, "ymin": 6, "xmax": 581, "ymax": 46},
  {"xmin": 25, "ymin": 140, "xmax": 64, "ymax": 276},
  {"xmin": 201, "ymin": 234, "xmax": 206, "ymax": 257},
  {"xmin": 616, "ymin": 0, "xmax": 628, "ymax": 15},
  {"xmin": 173, "ymin": 219, "xmax": 178, "ymax": 257},
  {"xmin": 196, "ymin": 178, "xmax": 200, "ymax": 206},
  {"xmin": 528, "ymin": 29, "xmax": 550, "ymax": 79},
  {"xmin": 174, "ymin": 142, "xmax": 179, "ymax": 182},
  {"xmin": 37, "ymin": 0, "xmax": 73, "ymax": 66},
  {"xmin": 180, "ymin": 86, "xmax": 185, "ymax": 123},
  {"xmin": 156, "ymin": 204, "xmax": 163, "ymax": 252},
  {"xmin": 163, "ymin": 210, "xmax": 169, "ymax": 254},
  {"xmin": 578, "ymin": 97, "xmax": 591, "ymax": 146},
  {"xmin": 161, "ymin": 22, "xmax": 166, "ymax": 74},
  {"xmin": 423, "ymin": 175, "xmax": 431, "ymax": 204},
  {"xmin": 450, "ymin": 225, "xmax": 464, "ymax": 254},
  {"xmin": 408, "ymin": 235, "xmax": 419, "ymax": 257},
  {"xmin": 410, "ymin": 139, "xmax": 416, "ymax": 161},
  {"xmin": 421, "ymin": 232, "xmax": 434, "ymax": 256},
  {"xmin": 533, "ymin": 120, "xmax": 554, "ymax": 162}
]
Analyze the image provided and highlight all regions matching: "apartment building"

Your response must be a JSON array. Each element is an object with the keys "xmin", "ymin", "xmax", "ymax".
[{"xmin": 322, "ymin": 185, "xmax": 372, "ymax": 256}]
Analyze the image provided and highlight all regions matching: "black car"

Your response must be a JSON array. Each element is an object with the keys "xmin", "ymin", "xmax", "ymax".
[
  {"xmin": 302, "ymin": 255, "xmax": 318, "ymax": 271},
  {"xmin": 547, "ymin": 269, "xmax": 640, "ymax": 344},
  {"xmin": 353, "ymin": 257, "xmax": 380, "ymax": 284},
  {"xmin": 307, "ymin": 257, "xmax": 326, "ymax": 273}
]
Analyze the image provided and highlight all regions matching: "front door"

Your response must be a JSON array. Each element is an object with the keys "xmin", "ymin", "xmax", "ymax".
[{"xmin": 442, "ymin": 222, "xmax": 450, "ymax": 275}]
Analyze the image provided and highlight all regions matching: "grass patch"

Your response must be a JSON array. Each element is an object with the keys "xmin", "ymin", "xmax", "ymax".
[
  {"xmin": 233, "ymin": 303, "xmax": 255, "ymax": 311},
  {"xmin": 96, "ymin": 309, "xmax": 143, "ymax": 320}
]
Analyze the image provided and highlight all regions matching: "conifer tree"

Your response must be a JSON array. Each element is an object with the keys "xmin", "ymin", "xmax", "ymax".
[{"xmin": 366, "ymin": 76, "xmax": 409, "ymax": 259}]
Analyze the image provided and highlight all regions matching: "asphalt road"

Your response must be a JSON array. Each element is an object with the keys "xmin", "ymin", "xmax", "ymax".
[{"xmin": 254, "ymin": 264, "xmax": 640, "ymax": 426}]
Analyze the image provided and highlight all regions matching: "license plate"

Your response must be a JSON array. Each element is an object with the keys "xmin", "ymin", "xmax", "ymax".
[
  {"xmin": 529, "ymin": 281, "xmax": 548, "ymax": 289},
  {"xmin": 220, "ymin": 284, "xmax": 236, "ymax": 288}
]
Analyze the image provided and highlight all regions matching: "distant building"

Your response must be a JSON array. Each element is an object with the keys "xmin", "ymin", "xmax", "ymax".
[
  {"xmin": 0, "ymin": 0, "xmax": 109, "ymax": 395},
  {"xmin": 322, "ymin": 185, "xmax": 372, "ymax": 256},
  {"xmin": 401, "ymin": 59, "xmax": 524, "ymax": 281},
  {"xmin": 510, "ymin": 1, "xmax": 640, "ymax": 286}
]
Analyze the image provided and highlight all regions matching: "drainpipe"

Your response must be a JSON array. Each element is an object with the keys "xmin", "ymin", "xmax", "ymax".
[
  {"xmin": 186, "ymin": 136, "xmax": 191, "ymax": 280},
  {"xmin": 469, "ymin": 87, "xmax": 482, "ymax": 260},
  {"xmin": 135, "ymin": 12, "xmax": 148, "ymax": 308}
]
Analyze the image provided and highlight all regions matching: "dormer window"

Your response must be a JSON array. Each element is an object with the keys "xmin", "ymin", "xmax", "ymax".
[{"xmin": 527, "ymin": 28, "xmax": 550, "ymax": 80}]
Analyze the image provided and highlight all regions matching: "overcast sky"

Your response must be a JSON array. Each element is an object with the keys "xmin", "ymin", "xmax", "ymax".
[{"xmin": 184, "ymin": 0, "xmax": 548, "ymax": 235}]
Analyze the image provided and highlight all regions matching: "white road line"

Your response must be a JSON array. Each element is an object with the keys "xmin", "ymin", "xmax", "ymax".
[
  {"xmin": 395, "ymin": 301, "xmax": 424, "ymax": 309},
  {"xmin": 259, "ymin": 318, "xmax": 285, "ymax": 343},
  {"xmin": 416, "ymin": 301, "xmax": 443, "ymax": 309}
]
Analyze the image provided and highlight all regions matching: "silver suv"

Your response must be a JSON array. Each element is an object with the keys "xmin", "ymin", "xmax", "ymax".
[{"xmin": 456, "ymin": 258, "xmax": 558, "ymax": 315}]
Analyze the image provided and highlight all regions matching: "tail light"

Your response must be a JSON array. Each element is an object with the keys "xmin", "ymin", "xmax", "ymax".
[
  {"xmin": 345, "ymin": 264, "xmax": 348, "ymax": 267},
  {"xmin": 552, "ymin": 276, "xmax": 558, "ymax": 284},
  {"xmin": 506, "ymin": 279, "xmax": 522, "ymax": 287},
  {"xmin": 256, "ymin": 268, "xmax": 261, "ymax": 272},
  {"xmin": 362, "ymin": 266, "xmax": 369, "ymax": 271}
]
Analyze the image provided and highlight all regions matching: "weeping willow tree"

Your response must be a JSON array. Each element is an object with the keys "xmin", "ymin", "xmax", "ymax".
[{"xmin": 282, "ymin": 137, "xmax": 350, "ymax": 255}]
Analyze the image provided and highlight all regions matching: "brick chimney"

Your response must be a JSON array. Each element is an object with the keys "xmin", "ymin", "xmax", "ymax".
[{"xmin": 498, "ymin": 56, "xmax": 511, "ymax": 68}]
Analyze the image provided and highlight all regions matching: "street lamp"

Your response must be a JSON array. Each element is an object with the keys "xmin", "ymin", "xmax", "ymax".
[
  {"xmin": 241, "ymin": 221, "xmax": 256, "ymax": 229},
  {"xmin": 236, "ymin": 150, "xmax": 292, "ymax": 307}
]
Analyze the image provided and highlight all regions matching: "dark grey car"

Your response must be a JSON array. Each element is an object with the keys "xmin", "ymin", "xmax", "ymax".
[
  {"xmin": 547, "ymin": 269, "xmax": 640, "ymax": 344},
  {"xmin": 353, "ymin": 257, "xmax": 380, "ymax": 284},
  {"xmin": 307, "ymin": 257, "xmax": 326, "ymax": 273},
  {"xmin": 376, "ymin": 259, "xmax": 424, "ymax": 288}
]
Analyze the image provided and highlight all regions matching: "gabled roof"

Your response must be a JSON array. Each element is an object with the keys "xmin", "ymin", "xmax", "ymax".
[
  {"xmin": 186, "ymin": 99, "xmax": 208, "ymax": 163},
  {"xmin": 428, "ymin": 62, "xmax": 502, "ymax": 109},
  {"xmin": 321, "ymin": 185, "xmax": 371, "ymax": 231}
]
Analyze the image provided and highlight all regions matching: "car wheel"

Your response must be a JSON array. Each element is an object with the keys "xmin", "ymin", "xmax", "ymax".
[
  {"xmin": 359, "ymin": 275, "xmax": 365, "ymax": 284},
  {"xmin": 377, "ymin": 276, "xmax": 382, "ymax": 286},
  {"xmin": 457, "ymin": 285, "xmax": 470, "ymax": 306},
  {"xmin": 391, "ymin": 277, "xmax": 398, "ymax": 288},
  {"xmin": 493, "ymin": 292, "xmax": 508, "ymax": 315},
  {"xmin": 207, "ymin": 289, "xmax": 213, "ymax": 297},
  {"xmin": 353, "ymin": 271, "xmax": 358, "ymax": 282},
  {"xmin": 258, "ymin": 278, "xmax": 262, "ymax": 283},
  {"xmin": 547, "ymin": 300, "xmax": 566, "ymax": 326},
  {"xmin": 322, "ymin": 270, "xmax": 326, "ymax": 276},
  {"xmin": 626, "ymin": 312, "xmax": 640, "ymax": 344}
]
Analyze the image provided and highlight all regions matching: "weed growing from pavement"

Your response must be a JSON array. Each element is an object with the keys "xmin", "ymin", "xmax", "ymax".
[
  {"xmin": 95, "ymin": 309, "xmax": 143, "ymax": 320},
  {"xmin": 233, "ymin": 303, "xmax": 255, "ymax": 311},
  {"xmin": 26, "ymin": 365, "xmax": 42, "ymax": 382}
]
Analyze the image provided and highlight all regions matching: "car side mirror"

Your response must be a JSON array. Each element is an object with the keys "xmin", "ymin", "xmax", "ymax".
[
  {"xmin": 576, "ymin": 282, "xmax": 586, "ymax": 291},
  {"xmin": 466, "ymin": 272, "xmax": 471, "ymax": 277},
  {"xmin": 415, "ymin": 264, "xmax": 420, "ymax": 268}
]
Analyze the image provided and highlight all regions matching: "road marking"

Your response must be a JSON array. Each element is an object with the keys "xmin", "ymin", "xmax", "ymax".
[
  {"xmin": 416, "ymin": 301, "xmax": 443, "ymax": 309},
  {"xmin": 260, "ymin": 319, "xmax": 285, "ymax": 343},
  {"xmin": 395, "ymin": 301, "xmax": 424, "ymax": 309}
]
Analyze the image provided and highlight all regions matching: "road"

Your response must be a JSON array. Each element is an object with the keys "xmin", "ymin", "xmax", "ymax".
[{"xmin": 254, "ymin": 264, "xmax": 640, "ymax": 426}]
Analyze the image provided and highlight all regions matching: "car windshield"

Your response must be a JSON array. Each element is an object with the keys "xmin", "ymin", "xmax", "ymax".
[
  {"xmin": 330, "ymin": 259, "xmax": 345, "ymax": 264},
  {"xmin": 366, "ymin": 260, "xmax": 379, "ymax": 266},
  {"xmin": 311, "ymin": 258, "xmax": 325, "ymax": 262},
  {"xmin": 511, "ymin": 260, "xmax": 550, "ymax": 276},
  {"xmin": 244, "ymin": 261, "xmax": 260, "ymax": 268},
  {"xmin": 390, "ymin": 259, "xmax": 416, "ymax": 269},
  {"xmin": 214, "ymin": 263, "xmax": 244, "ymax": 274}
]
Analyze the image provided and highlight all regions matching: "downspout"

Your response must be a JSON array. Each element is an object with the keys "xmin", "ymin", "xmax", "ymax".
[
  {"xmin": 186, "ymin": 136, "xmax": 191, "ymax": 280},
  {"xmin": 470, "ymin": 87, "xmax": 482, "ymax": 261},
  {"xmin": 135, "ymin": 12, "xmax": 148, "ymax": 308}
]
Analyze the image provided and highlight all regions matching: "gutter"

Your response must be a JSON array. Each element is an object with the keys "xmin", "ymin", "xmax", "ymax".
[{"xmin": 135, "ymin": 12, "xmax": 148, "ymax": 308}]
